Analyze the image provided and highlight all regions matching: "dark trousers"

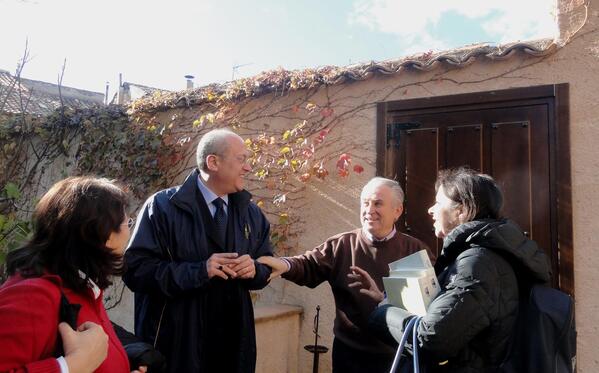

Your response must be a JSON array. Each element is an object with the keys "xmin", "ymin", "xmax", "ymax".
[
  {"xmin": 204, "ymin": 280, "xmax": 242, "ymax": 373},
  {"xmin": 332, "ymin": 338, "xmax": 395, "ymax": 373}
]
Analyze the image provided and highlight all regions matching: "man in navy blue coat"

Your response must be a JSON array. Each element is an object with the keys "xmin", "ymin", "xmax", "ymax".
[{"xmin": 123, "ymin": 129, "xmax": 273, "ymax": 373}]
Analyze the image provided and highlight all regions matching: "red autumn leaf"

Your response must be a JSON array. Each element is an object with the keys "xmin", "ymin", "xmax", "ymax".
[
  {"xmin": 336, "ymin": 158, "xmax": 349, "ymax": 170},
  {"xmin": 315, "ymin": 165, "xmax": 329, "ymax": 180},
  {"xmin": 298, "ymin": 173, "xmax": 311, "ymax": 182},
  {"xmin": 291, "ymin": 105, "xmax": 300, "ymax": 113},
  {"xmin": 302, "ymin": 148, "xmax": 314, "ymax": 158},
  {"xmin": 353, "ymin": 164, "xmax": 364, "ymax": 174},
  {"xmin": 336, "ymin": 153, "xmax": 351, "ymax": 171},
  {"xmin": 337, "ymin": 168, "xmax": 350, "ymax": 177},
  {"xmin": 320, "ymin": 107, "xmax": 334, "ymax": 118},
  {"xmin": 338, "ymin": 153, "xmax": 350, "ymax": 161}
]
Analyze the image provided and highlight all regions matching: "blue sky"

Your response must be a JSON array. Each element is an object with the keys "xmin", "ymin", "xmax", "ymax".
[{"xmin": 0, "ymin": 0, "xmax": 558, "ymax": 96}]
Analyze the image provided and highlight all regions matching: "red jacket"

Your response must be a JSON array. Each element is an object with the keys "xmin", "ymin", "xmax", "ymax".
[{"xmin": 0, "ymin": 274, "xmax": 129, "ymax": 373}]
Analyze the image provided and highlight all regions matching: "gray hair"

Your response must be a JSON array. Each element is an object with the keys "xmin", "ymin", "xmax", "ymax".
[
  {"xmin": 196, "ymin": 129, "xmax": 241, "ymax": 170},
  {"xmin": 361, "ymin": 177, "xmax": 405, "ymax": 206}
]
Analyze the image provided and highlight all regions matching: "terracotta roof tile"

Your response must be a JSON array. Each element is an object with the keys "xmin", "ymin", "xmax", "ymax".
[{"xmin": 131, "ymin": 38, "xmax": 558, "ymax": 114}]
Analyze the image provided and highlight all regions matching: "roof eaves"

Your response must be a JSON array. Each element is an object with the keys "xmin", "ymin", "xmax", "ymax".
[{"xmin": 131, "ymin": 38, "xmax": 558, "ymax": 114}]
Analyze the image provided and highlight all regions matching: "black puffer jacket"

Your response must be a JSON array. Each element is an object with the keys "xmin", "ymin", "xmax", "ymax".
[{"xmin": 375, "ymin": 219, "xmax": 551, "ymax": 372}]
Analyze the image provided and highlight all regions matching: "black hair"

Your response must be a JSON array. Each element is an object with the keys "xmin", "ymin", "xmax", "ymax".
[
  {"xmin": 6, "ymin": 176, "xmax": 129, "ymax": 291},
  {"xmin": 435, "ymin": 167, "xmax": 503, "ymax": 221}
]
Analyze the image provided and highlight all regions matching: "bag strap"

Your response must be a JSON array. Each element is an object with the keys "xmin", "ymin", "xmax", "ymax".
[
  {"xmin": 54, "ymin": 289, "xmax": 82, "ymax": 357},
  {"xmin": 412, "ymin": 317, "xmax": 423, "ymax": 373},
  {"xmin": 389, "ymin": 316, "xmax": 418, "ymax": 373},
  {"xmin": 59, "ymin": 290, "xmax": 81, "ymax": 329}
]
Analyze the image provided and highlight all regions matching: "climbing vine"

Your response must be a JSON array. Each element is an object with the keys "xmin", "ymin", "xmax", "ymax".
[
  {"xmin": 0, "ymin": 67, "xmax": 365, "ymax": 258},
  {"xmin": 0, "ymin": 106, "xmax": 176, "ymax": 258},
  {"xmin": 128, "ymin": 69, "xmax": 367, "ymax": 252}
]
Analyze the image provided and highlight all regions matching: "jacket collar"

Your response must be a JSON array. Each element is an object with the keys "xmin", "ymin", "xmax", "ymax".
[
  {"xmin": 442, "ymin": 219, "xmax": 496, "ymax": 254},
  {"xmin": 170, "ymin": 169, "xmax": 253, "ymax": 212},
  {"xmin": 434, "ymin": 219, "xmax": 550, "ymax": 283},
  {"xmin": 434, "ymin": 219, "xmax": 497, "ymax": 273}
]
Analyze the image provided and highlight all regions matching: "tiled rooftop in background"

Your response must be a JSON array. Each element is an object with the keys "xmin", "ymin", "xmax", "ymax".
[{"xmin": 0, "ymin": 70, "xmax": 104, "ymax": 116}]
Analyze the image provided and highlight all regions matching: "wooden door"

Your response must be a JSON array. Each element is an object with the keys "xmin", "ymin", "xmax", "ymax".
[{"xmin": 376, "ymin": 85, "xmax": 572, "ymax": 295}]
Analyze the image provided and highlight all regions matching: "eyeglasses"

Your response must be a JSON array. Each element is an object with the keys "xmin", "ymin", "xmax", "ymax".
[
  {"xmin": 214, "ymin": 154, "xmax": 249, "ymax": 164},
  {"xmin": 233, "ymin": 155, "xmax": 249, "ymax": 164},
  {"xmin": 121, "ymin": 217, "xmax": 135, "ymax": 229}
]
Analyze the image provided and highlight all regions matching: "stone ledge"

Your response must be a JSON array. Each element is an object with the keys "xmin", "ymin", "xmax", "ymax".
[{"xmin": 254, "ymin": 304, "xmax": 303, "ymax": 323}]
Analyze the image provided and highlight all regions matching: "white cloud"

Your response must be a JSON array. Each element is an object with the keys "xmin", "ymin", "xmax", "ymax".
[
  {"xmin": 480, "ymin": 1, "xmax": 560, "ymax": 43},
  {"xmin": 349, "ymin": 0, "xmax": 558, "ymax": 52}
]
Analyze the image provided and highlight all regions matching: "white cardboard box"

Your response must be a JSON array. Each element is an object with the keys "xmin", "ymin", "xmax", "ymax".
[{"xmin": 382, "ymin": 250, "xmax": 440, "ymax": 316}]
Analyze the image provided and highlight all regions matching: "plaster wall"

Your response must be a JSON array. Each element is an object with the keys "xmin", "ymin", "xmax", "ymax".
[{"xmin": 255, "ymin": 305, "xmax": 303, "ymax": 373}]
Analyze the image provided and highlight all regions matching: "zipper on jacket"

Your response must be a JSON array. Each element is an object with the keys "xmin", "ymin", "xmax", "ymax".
[
  {"xmin": 153, "ymin": 302, "xmax": 167, "ymax": 349},
  {"xmin": 154, "ymin": 245, "xmax": 174, "ymax": 348}
]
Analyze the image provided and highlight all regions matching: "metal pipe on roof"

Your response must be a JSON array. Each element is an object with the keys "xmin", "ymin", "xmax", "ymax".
[{"xmin": 185, "ymin": 75, "xmax": 194, "ymax": 89}]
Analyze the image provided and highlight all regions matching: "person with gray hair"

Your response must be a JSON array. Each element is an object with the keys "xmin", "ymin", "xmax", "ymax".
[
  {"xmin": 258, "ymin": 176, "xmax": 432, "ymax": 373},
  {"xmin": 196, "ymin": 128, "xmax": 237, "ymax": 169},
  {"xmin": 124, "ymin": 128, "xmax": 274, "ymax": 373}
]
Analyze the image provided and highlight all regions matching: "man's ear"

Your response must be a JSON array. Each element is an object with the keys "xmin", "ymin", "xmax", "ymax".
[
  {"xmin": 394, "ymin": 203, "xmax": 404, "ymax": 222},
  {"xmin": 206, "ymin": 154, "xmax": 219, "ymax": 172}
]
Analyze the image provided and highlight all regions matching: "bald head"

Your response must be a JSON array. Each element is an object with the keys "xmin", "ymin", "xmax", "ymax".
[{"xmin": 196, "ymin": 129, "xmax": 243, "ymax": 171}]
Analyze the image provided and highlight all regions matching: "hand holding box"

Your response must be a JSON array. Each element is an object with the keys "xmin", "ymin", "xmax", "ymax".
[{"xmin": 382, "ymin": 250, "xmax": 440, "ymax": 315}]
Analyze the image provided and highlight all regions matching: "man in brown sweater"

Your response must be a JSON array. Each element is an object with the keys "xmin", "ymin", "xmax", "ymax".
[{"xmin": 258, "ymin": 177, "xmax": 433, "ymax": 373}]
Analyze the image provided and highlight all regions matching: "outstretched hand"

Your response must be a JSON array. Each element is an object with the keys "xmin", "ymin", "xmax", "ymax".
[
  {"xmin": 256, "ymin": 256, "xmax": 288, "ymax": 281},
  {"xmin": 347, "ymin": 266, "xmax": 385, "ymax": 302}
]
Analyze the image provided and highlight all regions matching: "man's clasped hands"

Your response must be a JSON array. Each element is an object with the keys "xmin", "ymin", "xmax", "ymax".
[{"xmin": 206, "ymin": 252, "xmax": 257, "ymax": 280}]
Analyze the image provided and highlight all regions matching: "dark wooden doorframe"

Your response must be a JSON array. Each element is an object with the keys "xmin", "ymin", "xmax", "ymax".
[{"xmin": 376, "ymin": 84, "xmax": 573, "ymax": 297}]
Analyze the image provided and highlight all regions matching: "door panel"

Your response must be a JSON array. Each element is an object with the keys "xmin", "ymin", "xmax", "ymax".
[
  {"xmin": 404, "ymin": 128, "xmax": 440, "ymax": 253},
  {"xmin": 490, "ymin": 121, "xmax": 532, "ymax": 239},
  {"xmin": 446, "ymin": 124, "xmax": 483, "ymax": 171},
  {"xmin": 386, "ymin": 105, "xmax": 556, "ymax": 286}
]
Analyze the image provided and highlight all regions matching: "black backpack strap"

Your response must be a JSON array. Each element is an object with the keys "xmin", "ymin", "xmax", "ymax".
[
  {"xmin": 54, "ymin": 290, "xmax": 82, "ymax": 357},
  {"xmin": 59, "ymin": 291, "xmax": 81, "ymax": 329}
]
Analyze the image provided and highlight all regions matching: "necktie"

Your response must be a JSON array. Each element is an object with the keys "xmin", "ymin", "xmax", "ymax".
[{"xmin": 212, "ymin": 197, "xmax": 227, "ymax": 244}]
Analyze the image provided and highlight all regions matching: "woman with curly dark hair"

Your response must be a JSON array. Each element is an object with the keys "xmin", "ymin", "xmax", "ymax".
[{"xmin": 0, "ymin": 176, "xmax": 146, "ymax": 373}]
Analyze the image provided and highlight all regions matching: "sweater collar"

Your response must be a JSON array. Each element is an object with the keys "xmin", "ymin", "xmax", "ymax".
[{"xmin": 361, "ymin": 226, "xmax": 397, "ymax": 243}]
